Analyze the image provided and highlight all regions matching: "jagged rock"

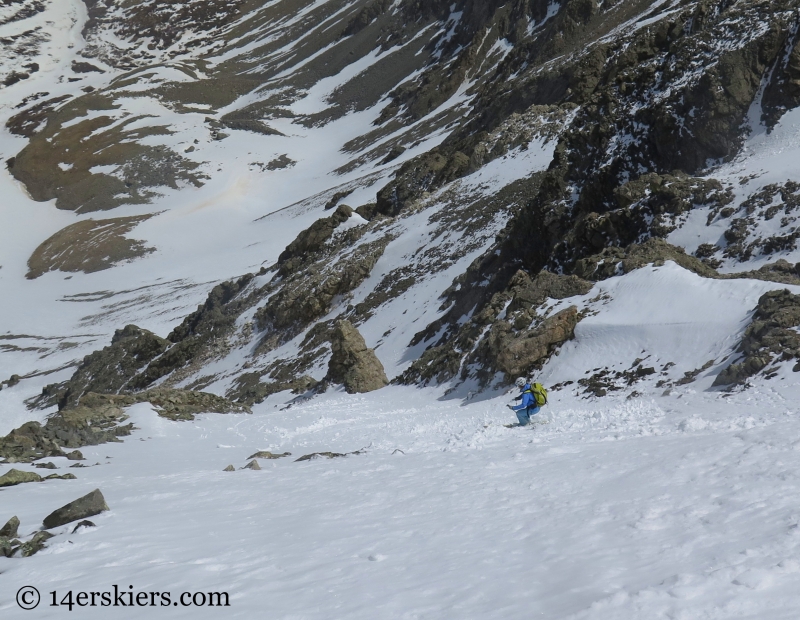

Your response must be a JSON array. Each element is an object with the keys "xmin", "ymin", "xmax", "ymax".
[
  {"xmin": 327, "ymin": 320, "xmax": 388, "ymax": 393},
  {"xmin": 228, "ymin": 374, "xmax": 317, "ymax": 406},
  {"xmin": 241, "ymin": 459, "xmax": 261, "ymax": 470},
  {"xmin": 43, "ymin": 473, "xmax": 77, "ymax": 480},
  {"xmin": 0, "ymin": 516, "xmax": 20, "ymax": 538},
  {"xmin": 402, "ymin": 270, "xmax": 591, "ymax": 386},
  {"xmin": 483, "ymin": 307, "xmax": 581, "ymax": 379},
  {"xmin": 34, "ymin": 462, "xmax": 57, "ymax": 469},
  {"xmin": 1, "ymin": 388, "xmax": 248, "ymax": 464},
  {"xmin": 0, "ymin": 537, "xmax": 20, "ymax": 558},
  {"xmin": 20, "ymin": 531, "xmax": 54, "ymax": 557},
  {"xmin": 247, "ymin": 451, "xmax": 291, "ymax": 460},
  {"xmin": 71, "ymin": 520, "xmax": 96, "ymax": 533},
  {"xmin": 35, "ymin": 324, "xmax": 170, "ymax": 410},
  {"xmin": 278, "ymin": 205, "xmax": 355, "ymax": 275},
  {"xmin": 714, "ymin": 290, "xmax": 800, "ymax": 387},
  {"xmin": 255, "ymin": 237, "xmax": 390, "ymax": 352},
  {"xmin": 0, "ymin": 421, "xmax": 67, "ymax": 463},
  {"xmin": 223, "ymin": 464, "xmax": 235, "ymax": 472},
  {"xmin": 1, "ymin": 395, "xmax": 133, "ymax": 462},
  {"xmin": 140, "ymin": 389, "xmax": 250, "ymax": 421},
  {"xmin": 294, "ymin": 447, "xmax": 367, "ymax": 462},
  {"xmin": 573, "ymin": 238, "xmax": 719, "ymax": 281},
  {"xmin": 43, "ymin": 489, "xmax": 109, "ymax": 529},
  {"xmin": 295, "ymin": 451, "xmax": 347, "ymax": 462},
  {"xmin": 0, "ymin": 469, "xmax": 43, "ymax": 487},
  {"xmin": 66, "ymin": 450, "xmax": 84, "ymax": 461},
  {"xmin": 762, "ymin": 35, "xmax": 800, "ymax": 127},
  {"xmin": 130, "ymin": 274, "xmax": 255, "ymax": 391}
]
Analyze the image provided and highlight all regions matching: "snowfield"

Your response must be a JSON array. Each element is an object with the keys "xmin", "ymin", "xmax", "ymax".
[
  {"xmin": 3, "ymin": 263, "xmax": 800, "ymax": 619},
  {"xmin": 3, "ymin": 378, "xmax": 800, "ymax": 619},
  {"xmin": 3, "ymin": 0, "xmax": 800, "ymax": 617}
]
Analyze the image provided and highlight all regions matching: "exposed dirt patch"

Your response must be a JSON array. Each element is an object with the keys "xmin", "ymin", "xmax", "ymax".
[{"xmin": 26, "ymin": 215, "xmax": 155, "ymax": 279}]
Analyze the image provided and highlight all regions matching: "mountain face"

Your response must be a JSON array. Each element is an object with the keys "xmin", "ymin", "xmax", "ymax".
[
  {"xmin": 2, "ymin": 1, "xmax": 800, "ymax": 614},
  {"xmin": 3, "ymin": 0, "xmax": 799, "ymax": 407}
]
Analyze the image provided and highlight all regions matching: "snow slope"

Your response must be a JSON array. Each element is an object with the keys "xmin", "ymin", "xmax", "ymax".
[
  {"xmin": 3, "ymin": 264, "xmax": 800, "ymax": 618},
  {"xmin": 2, "ymin": 0, "xmax": 800, "ymax": 617}
]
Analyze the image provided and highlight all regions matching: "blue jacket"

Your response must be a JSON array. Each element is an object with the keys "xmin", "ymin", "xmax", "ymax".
[{"xmin": 511, "ymin": 384, "xmax": 539, "ymax": 411}]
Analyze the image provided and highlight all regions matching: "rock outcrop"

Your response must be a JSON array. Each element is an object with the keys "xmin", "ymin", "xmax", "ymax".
[
  {"xmin": 402, "ymin": 270, "xmax": 591, "ymax": 386},
  {"xmin": 1, "ymin": 389, "xmax": 248, "ymax": 463},
  {"xmin": 481, "ymin": 306, "xmax": 581, "ymax": 379},
  {"xmin": 36, "ymin": 324, "xmax": 170, "ymax": 411},
  {"xmin": 714, "ymin": 289, "xmax": 800, "ymax": 387},
  {"xmin": 327, "ymin": 320, "xmax": 388, "ymax": 394},
  {"xmin": 277, "ymin": 205, "xmax": 356, "ymax": 276}
]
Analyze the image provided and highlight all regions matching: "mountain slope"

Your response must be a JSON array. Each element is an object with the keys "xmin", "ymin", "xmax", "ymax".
[{"xmin": 2, "ymin": 0, "xmax": 800, "ymax": 616}]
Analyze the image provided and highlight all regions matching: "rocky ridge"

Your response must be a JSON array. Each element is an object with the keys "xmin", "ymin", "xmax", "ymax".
[{"xmin": 3, "ymin": 0, "xmax": 800, "ymax": 415}]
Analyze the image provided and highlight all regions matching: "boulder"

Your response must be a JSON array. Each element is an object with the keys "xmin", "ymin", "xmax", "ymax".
[
  {"xmin": 327, "ymin": 320, "xmax": 388, "ymax": 393},
  {"xmin": 242, "ymin": 460, "xmax": 261, "ymax": 470},
  {"xmin": 34, "ymin": 462, "xmax": 57, "ymax": 469},
  {"xmin": 0, "ymin": 468, "xmax": 43, "ymax": 487},
  {"xmin": 66, "ymin": 450, "xmax": 84, "ymax": 461},
  {"xmin": 43, "ymin": 473, "xmax": 77, "ymax": 480},
  {"xmin": 20, "ymin": 531, "xmax": 54, "ymax": 557},
  {"xmin": 0, "ymin": 537, "xmax": 20, "ymax": 557},
  {"xmin": 247, "ymin": 451, "xmax": 291, "ymax": 460},
  {"xmin": 0, "ymin": 516, "xmax": 20, "ymax": 538},
  {"xmin": 223, "ymin": 464, "xmax": 235, "ymax": 472},
  {"xmin": 42, "ymin": 489, "xmax": 109, "ymax": 529}
]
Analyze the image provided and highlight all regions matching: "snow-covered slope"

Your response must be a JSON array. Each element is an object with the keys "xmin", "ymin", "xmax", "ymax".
[
  {"xmin": 4, "ymin": 264, "xmax": 800, "ymax": 618},
  {"xmin": 2, "ymin": 0, "xmax": 800, "ymax": 616}
]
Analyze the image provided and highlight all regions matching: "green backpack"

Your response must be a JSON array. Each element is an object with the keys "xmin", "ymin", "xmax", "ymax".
[{"xmin": 526, "ymin": 383, "xmax": 548, "ymax": 407}]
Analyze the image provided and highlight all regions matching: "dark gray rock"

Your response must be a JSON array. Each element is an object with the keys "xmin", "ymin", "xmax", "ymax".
[
  {"xmin": 71, "ymin": 520, "xmax": 95, "ymax": 534},
  {"xmin": 43, "ymin": 489, "xmax": 109, "ymax": 529}
]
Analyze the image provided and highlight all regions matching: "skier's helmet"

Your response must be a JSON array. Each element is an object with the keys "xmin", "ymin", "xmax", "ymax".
[{"xmin": 515, "ymin": 377, "xmax": 526, "ymax": 388}]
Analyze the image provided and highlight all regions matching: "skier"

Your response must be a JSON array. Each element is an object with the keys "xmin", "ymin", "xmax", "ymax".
[{"xmin": 507, "ymin": 377, "xmax": 540, "ymax": 426}]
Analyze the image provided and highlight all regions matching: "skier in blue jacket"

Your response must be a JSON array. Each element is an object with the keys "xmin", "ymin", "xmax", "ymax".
[{"xmin": 507, "ymin": 377, "xmax": 540, "ymax": 426}]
